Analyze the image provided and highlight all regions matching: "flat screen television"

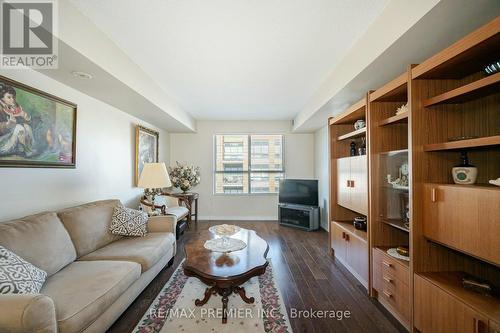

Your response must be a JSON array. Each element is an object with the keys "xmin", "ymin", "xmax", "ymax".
[{"xmin": 279, "ymin": 179, "xmax": 318, "ymax": 207}]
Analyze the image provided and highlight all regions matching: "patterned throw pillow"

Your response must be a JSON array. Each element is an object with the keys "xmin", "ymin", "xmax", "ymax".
[
  {"xmin": 110, "ymin": 205, "xmax": 148, "ymax": 236},
  {"xmin": 0, "ymin": 246, "xmax": 47, "ymax": 294}
]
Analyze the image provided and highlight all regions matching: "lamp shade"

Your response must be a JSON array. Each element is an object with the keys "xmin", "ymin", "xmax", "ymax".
[{"xmin": 138, "ymin": 163, "xmax": 172, "ymax": 188}]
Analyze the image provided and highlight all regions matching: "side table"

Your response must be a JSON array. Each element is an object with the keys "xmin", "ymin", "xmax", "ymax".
[{"xmin": 165, "ymin": 192, "xmax": 199, "ymax": 227}]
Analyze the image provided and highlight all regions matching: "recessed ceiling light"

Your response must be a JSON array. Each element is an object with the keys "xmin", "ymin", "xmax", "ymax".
[{"xmin": 71, "ymin": 71, "xmax": 93, "ymax": 79}]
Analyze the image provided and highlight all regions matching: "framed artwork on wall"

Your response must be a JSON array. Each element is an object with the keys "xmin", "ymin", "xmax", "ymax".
[
  {"xmin": 0, "ymin": 76, "xmax": 77, "ymax": 168},
  {"xmin": 135, "ymin": 125, "xmax": 159, "ymax": 185}
]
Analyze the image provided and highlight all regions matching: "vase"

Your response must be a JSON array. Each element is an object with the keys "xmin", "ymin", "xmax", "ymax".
[
  {"xmin": 452, "ymin": 151, "xmax": 477, "ymax": 185},
  {"xmin": 180, "ymin": 185, "xmax": 191, "ymax": 193}
]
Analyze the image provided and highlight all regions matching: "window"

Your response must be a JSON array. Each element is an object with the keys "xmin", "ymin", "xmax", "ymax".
[{"xmin": 214, "ymin": 134, "xmax": 284, "ymax": 194}]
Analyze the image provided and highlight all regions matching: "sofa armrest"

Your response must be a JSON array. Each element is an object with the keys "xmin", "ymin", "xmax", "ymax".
[
  {"xmin": 148, "ymin": 215, "xmax": 176, "ymax": 236},
  {"xmin": 0, "ymin": 294, "xmax": 57, "ymax": 333}
]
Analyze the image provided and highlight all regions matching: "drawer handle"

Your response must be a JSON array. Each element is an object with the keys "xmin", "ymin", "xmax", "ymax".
[
  {"xmin": 431, "ymin": 187, "xmax": 437, "ymax": 202},
  {"xmin": 383, "ymin": 276, "xmax": 393, "ymax": 283},
  {"xmin": 347, "ymin": 180, "xmax": 351, "ymax": 188},
  {"xmin": 342, "ymin": 232, "xmax": 346, "ymax": 239},
  {"xmin": 382, "ymin": 261, "xmax": 392, "ymax": 268},
  {"xmin": 383, "ymin": 290, "xmax": 392, "ymax": 298},
  {"xmin": 345, "ymin": 234, "xmax": 350, "ymax": 242},
  {"xmin": 351, "ymin": 180, "xmax": 355, "ymax": 188}
]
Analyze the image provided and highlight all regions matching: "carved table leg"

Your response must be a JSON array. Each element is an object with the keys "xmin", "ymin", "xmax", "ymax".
[
  {"xmin": 234, "ymin": 286, "xmax": 255, "ymax": 303},
  {"xmin": 220, "ymin": 288, "xmax": 231, "ymax": 324},
  {"xmin": 195, "ymin": 286, "xmax": 215, "ymax": 306},
  {"xmin": 184, "ymin": 199, "xmax": 193, "ymax": 229}
]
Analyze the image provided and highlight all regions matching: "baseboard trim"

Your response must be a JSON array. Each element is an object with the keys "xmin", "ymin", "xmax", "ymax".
[{"xmin": 198, "ymin": 215, "xmax": 278, "ymax": 221}]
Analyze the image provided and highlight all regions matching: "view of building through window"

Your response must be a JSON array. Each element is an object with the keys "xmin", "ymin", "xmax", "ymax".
[{"xmin": 214, "ymin": 134, "xmax": 284, "ymax": 194}]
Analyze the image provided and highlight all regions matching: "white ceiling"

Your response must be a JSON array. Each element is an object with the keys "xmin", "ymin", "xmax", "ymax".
[{"xmin": 70, "ymin": 0, "xmax": 388, "ymax": 121}]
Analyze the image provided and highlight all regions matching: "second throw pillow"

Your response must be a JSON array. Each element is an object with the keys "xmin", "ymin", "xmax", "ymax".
[{"xmin": 110, "ymin": 205, "xmax": 148, "ymax": 237}]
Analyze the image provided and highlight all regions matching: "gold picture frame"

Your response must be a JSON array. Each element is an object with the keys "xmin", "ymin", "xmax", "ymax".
[
  {"xmin": 135, "ymin": 125, "xmax": 159, "ymax": 185},
  {"xmin": 0, "ymin": 75, "xmax": 77, "ymax": 168}
]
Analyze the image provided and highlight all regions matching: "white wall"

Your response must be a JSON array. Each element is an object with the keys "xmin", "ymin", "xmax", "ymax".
[
  {"xmin": 314, "ymin": 125, "xmax": 329, "ymax": 231},
  {"xmin": 0, "ymin": 69, "xmax": 169, "ymax": 221},
  {"xmin": 170, "ymin": 121, "xmax": 314, "ymax": 220}
]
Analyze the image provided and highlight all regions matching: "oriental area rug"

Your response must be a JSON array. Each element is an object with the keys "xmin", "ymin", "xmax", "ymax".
[{"xmin": 134, "ymin": 260, "xmax": 292, "ymax": 333}]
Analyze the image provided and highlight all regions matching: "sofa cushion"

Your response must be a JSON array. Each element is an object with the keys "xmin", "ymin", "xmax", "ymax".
[
  {"xmin": 57, "ymin": 200, "xmax": 122, "ymax": 257},
  {"xmin": 0, "ymin": 245, "xmax": 47, "ymax": 294},
  {"xmin": 165, "ymin": 206, "xmax": 189, "ymax": 220},
  {"xmin": 78, "ymin": 233, "xmax": 175, "ymax": 272},
  {"xmin": 109, "ymin": 205, "xmax": 148, "ymax": 237},
  {"xmin": 41, "ymin": 260, "xmax": 140, "ymax": 333},
  {"xmin": 0, "ymin": 212, "xmax": 76, "ymax": 276}
]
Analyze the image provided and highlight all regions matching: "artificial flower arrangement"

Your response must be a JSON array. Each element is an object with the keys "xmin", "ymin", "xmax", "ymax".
[{"xmin": 168, "ymin": 161, "xmax": 201, "ymax": 192}]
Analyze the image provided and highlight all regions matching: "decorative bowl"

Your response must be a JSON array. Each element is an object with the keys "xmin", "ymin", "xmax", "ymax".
[
  {"xmin": 209, "ymin": 224, "xmax": 241, "ymax": 237},
  {"xmin": 208, "ymin": 224, "xmax": 241, "ymax": 249}
]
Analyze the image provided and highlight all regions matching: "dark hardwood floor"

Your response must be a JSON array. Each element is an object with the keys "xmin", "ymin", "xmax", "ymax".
[{"xmin": 108, "ymin": 221, "xmax": 406, "ymax": 333}]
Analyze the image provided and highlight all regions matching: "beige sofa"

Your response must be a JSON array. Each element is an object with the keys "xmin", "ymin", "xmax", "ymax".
[{"xmin": 0, "ymin": 199, "xmax": 177, "ymax": 333}]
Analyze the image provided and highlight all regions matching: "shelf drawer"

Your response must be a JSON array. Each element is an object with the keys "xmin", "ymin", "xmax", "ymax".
[
  {"xmin": 373, "ymin": 247, "xmax": 409, "ymax": 285},
  {"xmin": 377, "ymin": 278, "xmax": 409, "ymax": 321},
  {"xmin": 423, "ymin": 184, "xmax": 500, "ymax": 265},
  {"xmin": 373, "ymin": 266, "xmax": 410, "ymax": 323},
  {"xmin": 373, "ymin": 267, "xmax": 408, "ymax": 294}
]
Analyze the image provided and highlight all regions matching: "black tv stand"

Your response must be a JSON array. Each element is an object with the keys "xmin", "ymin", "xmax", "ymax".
[{"xmin": 278, "ymin": 203, "xmax": 320, "ymax": 231}]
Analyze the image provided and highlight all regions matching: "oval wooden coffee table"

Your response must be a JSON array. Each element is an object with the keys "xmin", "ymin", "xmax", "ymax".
[{"xmin": 183, "ymin": 228, "xmax": 269, "ymax": 324}]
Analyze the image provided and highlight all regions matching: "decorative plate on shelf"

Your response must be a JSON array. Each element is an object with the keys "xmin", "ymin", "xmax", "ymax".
[{"xmin": 387, "ymin": 248, "xmax": 410, "ymax": 261}]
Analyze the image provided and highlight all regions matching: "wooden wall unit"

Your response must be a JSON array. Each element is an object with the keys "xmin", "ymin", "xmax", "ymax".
[
  {"xmin": 410, "ymin": 16, "xmax": 500, "ymax": 333},
  {"xmin": 368, "ymin": 70, "xmax": 412, "ymax": 329},
  {"xmin": 328, "ymin": 96, "xmax": 370, "ymax": 291},
  {"xmin": 327, "ymin": 17, "xmax": 500, "ymax": 333}
]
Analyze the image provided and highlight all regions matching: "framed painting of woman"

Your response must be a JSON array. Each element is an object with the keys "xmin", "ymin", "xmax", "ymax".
[
  {"xmin": 0, "ymin": 76, "xmax": 77, "ymax": 168},
  {"xmin": 135, "ymin": 125, "xmax": 159, "ymax": 185}
]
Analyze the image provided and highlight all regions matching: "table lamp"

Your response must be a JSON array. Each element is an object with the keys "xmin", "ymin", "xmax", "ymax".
[{"xmin": 138, "ymin": 162, "xmax": 172, "ymax": 201}]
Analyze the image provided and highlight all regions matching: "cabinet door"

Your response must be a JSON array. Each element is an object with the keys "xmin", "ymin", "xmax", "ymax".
[
  {"xmin": 415, "ymin": 275, "xmax": 489, "ymax": 333},
  {"xmin": 350, "ymin": 155, "xmax": 368, "ymax": 215},
  {"xmin": 337, "ymin": 157, "xmax": 351, "ymax": 210},
  {"xmin": 423, "ymin": 184, "xmax": 500, "ymax": 265},
  {"xmin": 331, "ymin": 222, "xmax": 347, "ymax": 262},
  {"xmin": 345, "ymin": 233, "xmax": 368, "ymax": 287}
]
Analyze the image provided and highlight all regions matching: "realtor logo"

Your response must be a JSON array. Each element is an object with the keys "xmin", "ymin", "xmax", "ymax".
[{"xmin": 0, "ymin": 0, "xmax": 58, "ymax": 69}]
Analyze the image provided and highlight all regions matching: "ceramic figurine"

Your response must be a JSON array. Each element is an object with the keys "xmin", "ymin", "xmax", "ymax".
[
  {"xmin": 489, "ymin": 178, "xmax": 500, "ymax": 187},
  {"xmin": 452, "ymin": 152, "xmax": 477, "ymax": 184},
  {"xmin": 387, "ymin": 163, "xmax": 409, "ymax": 189},
  {"xmin": 358, "ymin": 137, "xmax": 366, "ymax": 155},
  {"xmin": 354, "ymin": 119, "xmax": 366, "ymax": 130},
  {"xmin": 350, "ymin": 141, "xmax": 357, "ymax": 156},
  {"xmin": 395, "ymin": 103, "xmax": 408, "ymax": 116}
]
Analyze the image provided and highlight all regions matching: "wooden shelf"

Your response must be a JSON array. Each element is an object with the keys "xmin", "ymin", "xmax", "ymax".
[
  {"xmin": 423, "ymin": 72, "xmax": 500, "ymax": 107},
  {"xmin": 375, "ymin": 246, "xmax": 410, "ymax": 267},
  {"xmin": 381, "ymin": 184, "xmax": 409, "ymax": 192},
  {"xmin": 378, "ymin": 112, "xmax": 408, "ymax": 126},
  {"xmin": 423, "ymin": 135, "xmax": 500, "ymax": 151},
  {"xmin": 329, "ymin": 98, "xmax": 366, "ymax": 125},
  {"xmin": 417, "ymin": 272, "xmax": 500, "ymax": 322},
  {"xmin": 380, "ymin": 218, "xmax": 409, "ymax": 233},
  {"xmin": 379, "ymin": 149, "xmax": 408, "ymax": 156},
  {"xmin": 424, "ymin": 182, "xmax": 500, "ymax": 191},
  {"xmin": 337, "ymin": 127, "xmax": 366, "ymax": 141},
  {"xmin": 370, "ymin": 72, "xmax": 408, "ymax": 102},
  {"xmin": 333, "ymin": 221, "xmax": 368, "ymax": 243},
  {"xmin": 412, "ymin": 17, "xmax": 500, "ymax": 79}
]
